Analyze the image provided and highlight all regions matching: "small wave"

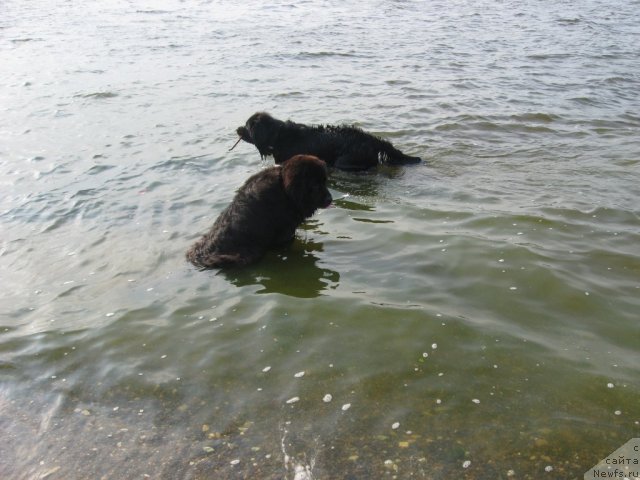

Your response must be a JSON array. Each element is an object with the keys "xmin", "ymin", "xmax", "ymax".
[
  {"xmin": 352, "ymin": 218, "xmax": 394, "ymax": 224},
  {"xmin": 294, "ymin": 51, "xmax": 362, "ymax": 59},
  {"xmin": 147, "ymin": 155, "xmax": 214, "ymax": 173},
  {"xmin": 556, "ymin": 17, "xmax": 582, "ymax": 25},
  {"xmin": 56, "ymin": 285, "xmax": 85, "ymax": 299},
  {"xmin": 385, "ymin": 79, "xmax": 412, "ymax": 86},
  {"xmin": 526, "ymin": 53, "xmax": 573, "ymax": 60},
  {"xmin": 509, "ymin": 113, "xmax": 560, "ymax": 123},
  {"xmin": 275, "ymin": 91, "xmax": 305, "ymax": 98},
  {"xmin": 434, "ymin": 112, "xmax": 566, "ymax": 135},
  {"xmin": 435, "ymin": 119, "xmax": 501, "ymax": 132},
  {"xmin": 71, "ymin": 188, "xmax": 99, "ymax": 199},
  {"xmin": 135, "ymin": 9, "xmax": 170, "ymax": 14},
  {"xmin": 11, "ymin": 38, "xmax": 42, "ymax": 43},
  {"xmin": 75, "ymin": 92, "xmax": 119, "ymax": 100},
  {"xmin": 86, "ymin": 165, "xmax": 115, "ymax": 176},
  {"xmin": 540, "ymin": 206, "xmax": 640, "ymax": 227},
  {"xmin": 569, "ymin": 96, "xmax": 600, "ymax": 106},
  {"xmin": 603, "ymin": 76, "xmax": 636, "ymax": 85}
]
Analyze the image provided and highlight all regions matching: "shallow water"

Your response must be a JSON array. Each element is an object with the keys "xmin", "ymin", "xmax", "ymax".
[{"xmin": 1, "ymin": 0, "xmax": 639, "ymax": 478}]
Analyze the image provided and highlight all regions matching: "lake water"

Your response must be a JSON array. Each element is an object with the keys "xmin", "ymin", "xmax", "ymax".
[{"xmin": 1, "ymin": 0, "xmax": 639, "ymax": 478}]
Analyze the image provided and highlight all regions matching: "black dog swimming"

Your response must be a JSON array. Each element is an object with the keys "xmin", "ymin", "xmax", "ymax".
[
  {"xmin": 232, "ymin": 112, "xmax": 422, "ymax": 171},
  {"xmin": 186, "ymin": 154, "xmax": 332, "ymax": 269}
]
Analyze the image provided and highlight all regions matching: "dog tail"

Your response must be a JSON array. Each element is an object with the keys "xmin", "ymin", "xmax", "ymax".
[
  {"xmin": 186, "ymin": 243, "xmax": 260, "ymax": 270},
  {"xmin": 378, "ymin": 139, "xmax": 422, "ymax": 165},
  {"xmin": 187, "ymin": 251, "xmax": 243, "ymax": 269},
  {"xmin": 386, "ymin": 153, "xmax": 422, "ymax": 165}
]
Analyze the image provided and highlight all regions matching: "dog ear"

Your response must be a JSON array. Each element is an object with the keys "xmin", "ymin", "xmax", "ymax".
[
  {"xmin": 282, "ymin": 156, "xmax": 328, "ymax": 218},
  {"xmin": 251, "ymin": 114, "xmax": 280, "ymax": 155},
  {"xmin": 281, "ymin": 159, "xmax": 306, "ymax": 212}
]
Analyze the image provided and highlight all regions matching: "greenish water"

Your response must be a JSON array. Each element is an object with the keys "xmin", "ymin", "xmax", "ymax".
[{"xmin": 1, "ymin": 0, "xmax": 639, "ymax": 479}]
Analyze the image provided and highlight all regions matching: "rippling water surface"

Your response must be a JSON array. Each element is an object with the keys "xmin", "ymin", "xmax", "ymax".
[{"xmin": 1, "ymin": 0, "xmax": 639, "ymax": 478}]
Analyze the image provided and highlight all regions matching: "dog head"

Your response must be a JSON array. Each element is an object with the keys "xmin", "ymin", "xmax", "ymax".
[
  {"xmin": 281, "ymin": 155, "xmax": 332, "ymax": 218},
  {"xmin": 236, "ymin": 112, "xmax": 284, "ymax": 158}
]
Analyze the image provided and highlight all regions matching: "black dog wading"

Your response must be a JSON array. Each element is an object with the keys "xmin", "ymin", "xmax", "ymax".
[
  {"xmin": 234, "ymin": 112, "xmax": 422, "ymax": 171},
  {"xmin": 186, "ymin": 155, "xmax": 332, "ymax": 269}
]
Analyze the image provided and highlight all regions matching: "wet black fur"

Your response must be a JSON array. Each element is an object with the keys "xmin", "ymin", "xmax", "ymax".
[
  {"xmin": 186, "ymin": 155, "xmax": 332, "ymax": 269},
  {"xmin": 236, "ymin": 112, "xmax": 422, "ymax": 171}
]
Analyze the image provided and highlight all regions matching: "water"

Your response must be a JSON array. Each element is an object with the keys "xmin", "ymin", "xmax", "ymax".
[{"xmin": 1, "ymin": 0, "xmax": 639, "ymax": 478}]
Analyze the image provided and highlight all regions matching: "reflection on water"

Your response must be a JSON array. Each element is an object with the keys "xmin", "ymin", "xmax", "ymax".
[
  {"xmin": 329, "ymin": 168, "xmax": 386, "ymax": 201},
  {"xmin": 224, "ymin": 238, "xmax": 340, "ymax": 298}
]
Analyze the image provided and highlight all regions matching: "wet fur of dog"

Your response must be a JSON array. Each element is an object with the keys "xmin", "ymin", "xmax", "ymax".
[
  {"xmin": 186, "ymin": 154, "xmax": 332, "ymax": 269},
  {"xmin": 235, "ymin": 112, "xmax": 422, "ymax": 171}
]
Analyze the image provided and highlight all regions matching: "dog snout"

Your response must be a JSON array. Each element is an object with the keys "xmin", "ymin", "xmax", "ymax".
[
  {"xmin": 323, "ymin": 191, "xmax": 333, "ymax": 208},
  {"xmin": 236, "ymin": 127, "xmax": 251, "ymax": 142}
]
